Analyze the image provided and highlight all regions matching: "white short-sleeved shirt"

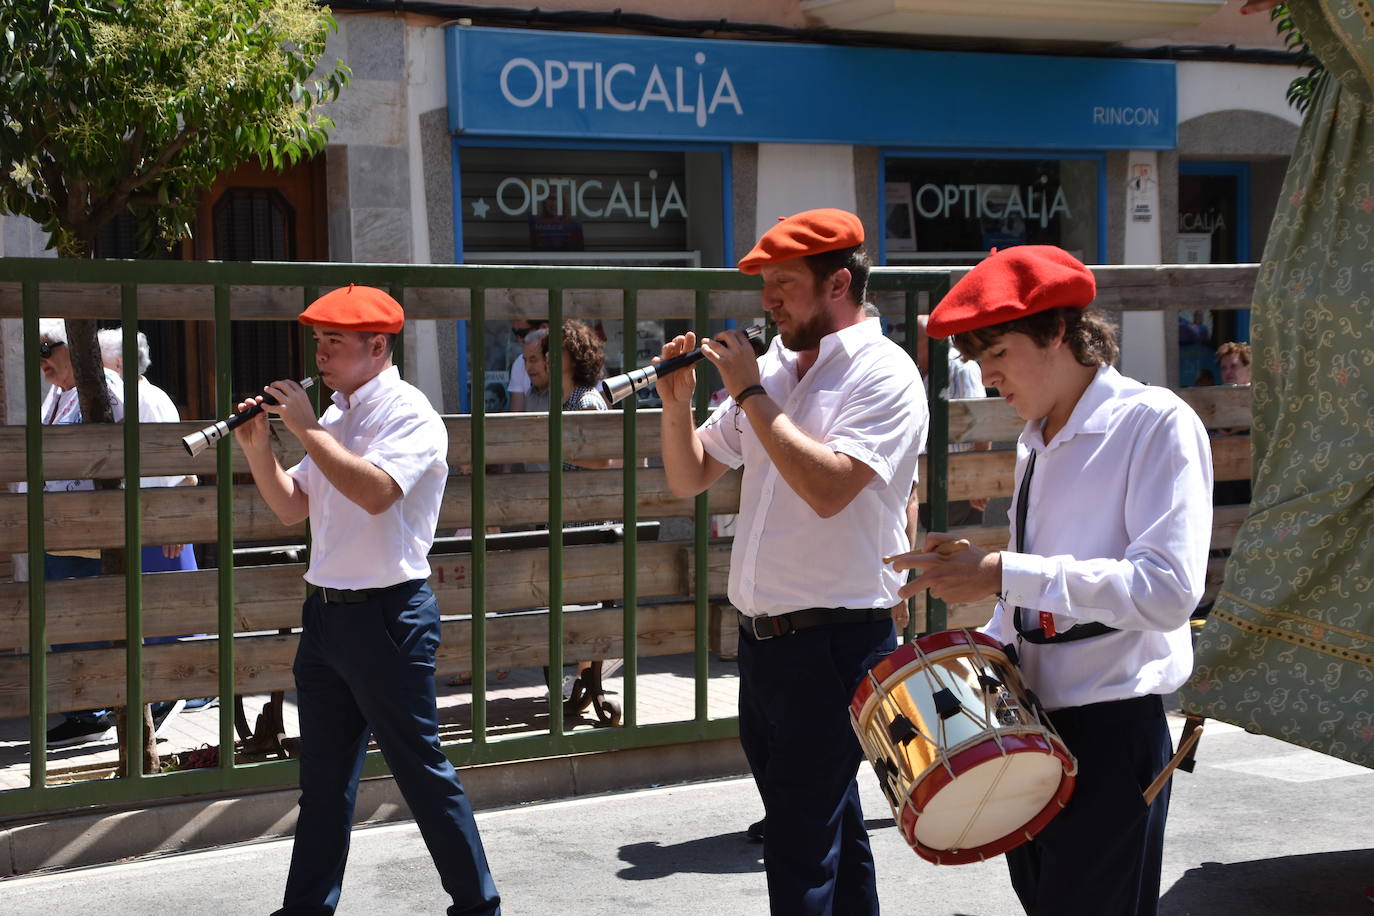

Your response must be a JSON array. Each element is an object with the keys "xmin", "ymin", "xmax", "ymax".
[
  {"xmin": 697, "ymin": 318, "xmax": 927, "ymax": 617},
  {"xmin": 983, "ymin": 365, "xmax": 1213, "ymax": 710},
  {"xmin": 137, "ymin": 378, "xmax": 192, "ymax": 488},
  {"xmin": 946, "ymin": 348, "xmax": 985, "ymax": 400},
  {"xmin": 287, "ymin": 366, "xmax": 448, "ymax": 590},
  {"xmin": 508, "ymin": 354, "xmax": 531, "ymax": 396},
  {"xmin": 922, "ymin": 346, "xmax": 986, "ymax": 455}
]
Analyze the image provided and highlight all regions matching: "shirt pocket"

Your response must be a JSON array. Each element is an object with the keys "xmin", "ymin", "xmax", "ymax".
[{"xmin": 796, "ymin": 389, "xmax": 845, "ymax": 441}]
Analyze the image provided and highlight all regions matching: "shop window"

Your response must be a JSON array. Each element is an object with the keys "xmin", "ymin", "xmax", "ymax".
[
  {"xmin": 883, "ymin": 156, "xmax": 1101, "ymax": 266},
  {"xmin": 457, "ymin": 145, "xmax": 727, "ymax": 409},
  {"xmin": 1177, "ymin": 166, "xmax": 1250, "ymax": 387}
]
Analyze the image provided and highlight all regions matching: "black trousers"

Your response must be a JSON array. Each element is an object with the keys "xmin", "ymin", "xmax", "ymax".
[
  {"xmin": 1006, "ymin": 694, "xmax": 1173, "ymax": 916},
  {"xmin": 274, "ymin": 581, "xmax": 500, "ymax": 916},
  {"xmin": 738, "ymin": 618, "xmax": 896, "ymax": 916}
]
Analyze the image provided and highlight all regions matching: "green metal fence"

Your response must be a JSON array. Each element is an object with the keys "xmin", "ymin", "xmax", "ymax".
[{"xmin": 0, "ymin": 256, "xmax": 955, "ymax": 818}]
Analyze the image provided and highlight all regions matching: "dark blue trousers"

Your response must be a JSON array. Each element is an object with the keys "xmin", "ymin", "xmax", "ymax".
[
  {"xmin": 738, "ymin": 618, "xmax": 896, "ymax": 916},
  {"xmin": 1005, "ymin": 694, "xmax": 1173, "ymax": 916},
  {"xmin": 274, "ymin": 581, "xmax": 500, "ymax": 916}
]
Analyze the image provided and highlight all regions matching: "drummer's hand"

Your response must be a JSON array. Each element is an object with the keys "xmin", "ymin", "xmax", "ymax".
[
  {"xmin": 654, "ymin": 333, "xmax": 698, "ymax": 407},
  {"xmin": 890, "ymin": 532, "xmax": 1003, "ymax": 605},
  {"xmin": 892, "ymin": 599, "xmax": 910, "ymax": 631}
]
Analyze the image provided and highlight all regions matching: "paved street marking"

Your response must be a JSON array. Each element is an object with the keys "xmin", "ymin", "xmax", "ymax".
[{"xmin": 1210, "ymin": 749, "xmax": 1372, "ymax": 782}]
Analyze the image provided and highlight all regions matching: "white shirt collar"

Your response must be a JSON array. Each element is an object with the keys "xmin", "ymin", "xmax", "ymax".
[
  {"xmin": 1026, "ymin": 364, "xmax": 1121, "ymax": 450},
  {"xmin": 330, "ymin": 365, "xmax": 399, "ymax": 411},
  {"xmin": 774, "ymin": 316, "xmax": 884, "ymax": 374}
]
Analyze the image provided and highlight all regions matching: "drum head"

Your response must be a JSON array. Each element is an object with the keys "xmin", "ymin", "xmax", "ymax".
[{"xmin": 908, "ymin": 744, "xmax": 1069, "ymax": 862}]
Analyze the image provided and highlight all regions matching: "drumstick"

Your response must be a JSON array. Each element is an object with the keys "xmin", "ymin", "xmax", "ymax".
[
  {"xmin": 882, "ymin": 538, "xmax": 971, "ymax": 565},
  {"xmin": 1142, "ymin": 724, "xmax": 1204, "ymax": 806}
]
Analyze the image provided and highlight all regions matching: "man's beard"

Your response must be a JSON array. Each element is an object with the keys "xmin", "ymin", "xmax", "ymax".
[{"xmin": 778, "ymin": 311, "xmax": 828, "ymax": 352}]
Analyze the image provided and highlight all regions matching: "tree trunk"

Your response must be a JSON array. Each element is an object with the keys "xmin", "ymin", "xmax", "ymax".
[
  {"xmin": 65, "ymin": 264, "xmax": 154, "ymax": 770},
  {"xmin": 113, "ymin": 706, "xmax": 159, "ymax": 775},
  {"xmin": 65, "ymin": 318, "xmax": 116, "ymax": 426}
]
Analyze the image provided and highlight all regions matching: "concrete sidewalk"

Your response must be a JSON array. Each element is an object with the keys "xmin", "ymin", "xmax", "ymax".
[{"xmin": 2, "ymin": 717, "xmax": 1370, "ymax": 915}]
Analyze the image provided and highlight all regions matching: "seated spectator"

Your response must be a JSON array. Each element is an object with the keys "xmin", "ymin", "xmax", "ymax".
[
  {"xmin": 913, "ymin": 314, "xmax": 989, "ymax": 530},
  {"xmin": 507, "ymin": 319, "xmax": 549, "ymax": 412},
  {"xmin": 522, "ymin": 328, "xmax": 551, "ymax": 413},
  {"xmin": 1217, "ymin": 340, "xmax": 1252, "ymax": 386},
  {"xmin": 97, "ymin": 329, "xmax": 199, "ymax": 571},
  {"xmin": 543, "ymin": 321, "xmax": 614, "ymax": 702},
  {"xmin": 542, "ymin": 320, "xmax": 613, "ymax": 471},
  {"xmin": 1211, "ymin": 340, "xmax": 1253, "ymax": 506},
  {"xmin": 1196, "ymin": 341, "xmax": 1253, "ymax": 622},
  {"xmin": 98, "ymin": 328, "xmax": 214, "ymax": 719}
]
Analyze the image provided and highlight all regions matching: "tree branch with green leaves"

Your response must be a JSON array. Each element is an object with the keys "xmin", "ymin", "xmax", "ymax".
[{"xmin": 0, "ymin": 0, "xmax": 349, "ymax": 258}]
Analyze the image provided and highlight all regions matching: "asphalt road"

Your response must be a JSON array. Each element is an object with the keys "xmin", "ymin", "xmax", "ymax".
[{"xmin": 3, "ymin": 715, "xmax": 1370, "ymax": 915}]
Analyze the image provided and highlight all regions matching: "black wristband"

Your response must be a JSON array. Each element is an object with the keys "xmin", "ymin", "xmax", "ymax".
[{"xmin": 734, "ymin": 385, "xmax": 766, "ymax": 406}]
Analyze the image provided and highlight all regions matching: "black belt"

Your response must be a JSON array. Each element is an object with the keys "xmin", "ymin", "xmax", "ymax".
[
  {"xmin": 317, "ymin": 582, "xmax": 409, "ymax": 605},
  {"xmin": 738, "ymin": 606, "xmax": 891, "ymax": 640}
]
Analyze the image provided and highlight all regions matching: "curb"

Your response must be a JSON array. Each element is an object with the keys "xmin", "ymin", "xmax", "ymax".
[{"xmin": 1, "ymin": 736, "xmax": 748, "ymax": 877}]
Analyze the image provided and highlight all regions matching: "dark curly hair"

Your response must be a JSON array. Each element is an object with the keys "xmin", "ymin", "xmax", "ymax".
[
  {"xmin": 952, "ymin": 306, "xmax": 1118, "ymax": 368},
  {"xmin": 542, "ymin": 319, "xmax": 605, "ymax": 388}
]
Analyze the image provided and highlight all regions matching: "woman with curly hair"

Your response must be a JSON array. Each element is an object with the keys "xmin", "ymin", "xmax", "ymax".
[
  {"xmin": 541, "ymin": 320, "xmax": 620, "ymax": 714},
  {"xmin": 542, "ymin": 319, "xmax": 612, "ymax": 470}
]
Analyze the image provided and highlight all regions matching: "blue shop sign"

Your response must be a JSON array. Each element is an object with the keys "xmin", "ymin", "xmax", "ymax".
[{"xmin": 445, "ymin": 27, "xmax": 1176, "ymax": 150}]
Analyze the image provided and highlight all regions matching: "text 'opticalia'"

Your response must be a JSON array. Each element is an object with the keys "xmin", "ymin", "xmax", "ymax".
[
  {"xmin": 485, "ymin": 171, "xmax": 688, "ymax": 228},
  {"xmin": 913, "ymin": 182, "xmax": 1072, "ymax": 228},
  {"xmin": 498, "ymin": 52, "xmax": 743, "ymax": 128},
  {"xmin": 1179, "ymin": 211, "xmax": 1227, "ymax": 232}
]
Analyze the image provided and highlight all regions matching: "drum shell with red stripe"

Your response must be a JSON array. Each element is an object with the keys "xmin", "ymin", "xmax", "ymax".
[{"xmin": 850, "ymin": 628, "xmax": 1077, "ymax": 865}]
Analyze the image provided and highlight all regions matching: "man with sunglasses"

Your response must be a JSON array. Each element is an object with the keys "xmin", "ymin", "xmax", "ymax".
[{"xmin": 32, "ymin": 319, "xmax": 129, "ymax": 746}]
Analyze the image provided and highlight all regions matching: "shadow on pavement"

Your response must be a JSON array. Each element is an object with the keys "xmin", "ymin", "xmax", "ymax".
[
  {"xmin": 616, "ymin": 818, "xmax": 899, "ymax": 880},
  {"xmin": 1161, "ymin": 849, "xmax": 1374, "ymax": 915}
]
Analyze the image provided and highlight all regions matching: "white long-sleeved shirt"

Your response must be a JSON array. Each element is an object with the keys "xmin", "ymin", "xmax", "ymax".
[
  {"xmin": 983, "ymin": 365, "xmax": 1213, "ymax": 710},
  {"xmin": 697, "ymin": 318, "xmax": 927, "ymax": 617}
]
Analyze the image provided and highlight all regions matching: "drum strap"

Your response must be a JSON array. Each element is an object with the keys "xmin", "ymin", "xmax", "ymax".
[{"xmin": 1011, "ymin": 448, "xmax": 1118, "ymax": 645}]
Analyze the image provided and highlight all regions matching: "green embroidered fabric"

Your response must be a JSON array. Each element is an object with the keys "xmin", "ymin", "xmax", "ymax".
[{"xmin": 1179, "ymin": 0, "xmax": 1374, "ymax": 768}]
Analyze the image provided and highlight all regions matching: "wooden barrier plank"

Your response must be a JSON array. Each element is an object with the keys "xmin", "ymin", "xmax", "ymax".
[
  {"xmin": 0, "ymin": 543, "xmax": 719, "ymax": 651},
  {"xmin": 0, "ymin": 602, "xmax": 701, "ymax": 716},
  {"xmin": 946, "ymin": 387, "xmax": 1251, "ymax": 444},
  {"xmin": 0, "ymin": 438, "xmax": 1244, "ymax": 552},
  {"xmin": 0, "ymin": 413, "xmax": 666, "ymax": 482},
  {"xmin": 0, "ymin": 468, "xmax": 744, "ymax": 552},
  {"xmin": 917, "ymin": 434, "xmax": 1248, "ymax": 502},
  {"xmin": 0, "ymin": 486, "xmax": 300, "ymax": 553},
  {"xmin": 0, "ymin": 389, "xmax": 1252, "ymax": 483},
  {"xmin": 0, "ymin": 539, "xmax": 695, "ymax": 647}
]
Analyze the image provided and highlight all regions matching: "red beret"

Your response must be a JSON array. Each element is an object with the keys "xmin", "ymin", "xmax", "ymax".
[
  {"xmin": 926, "ymin": 246, "xmax": 1096, "ymax": 338},
  {"xmin": 299, "ymin": 284, "xmax": 404, "ymax": 334},
  {"xmin": 738, "ymin": 208, "xmax": 864, "ymax": 274}
]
